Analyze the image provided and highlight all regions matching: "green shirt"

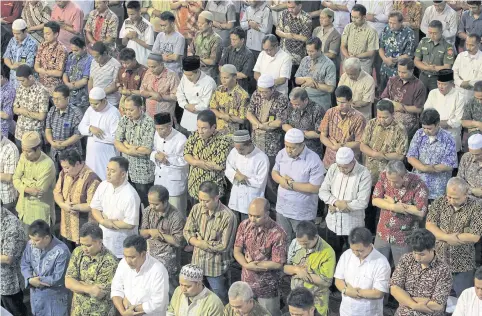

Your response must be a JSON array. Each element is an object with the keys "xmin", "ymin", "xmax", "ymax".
[
  {"xmin": 224, "ymin": 300, "xmax": 271, "ymax": 316},
  {"xmin": 414, "ymin": 37, "xmax": 455, "ymax": 74},
  {"xmin": 168, "ymin": 286, "xmax": 224, "ymax": 316}
]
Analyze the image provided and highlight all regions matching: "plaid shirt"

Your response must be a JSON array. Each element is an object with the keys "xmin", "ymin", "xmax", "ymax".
[
  {"xmin": 0, "ymin": 138, "xmax": 19, "ymax": 204},
  {"xmin": 46, "ymin": 105, "xmax": 84, "ymax": 160},
  {"xmin": 64, "ymin": 52, "xmax": 93, "ymax": 109},
  {"xmin": 278, "ymin": 9, "xmax": 312, "ymax": 65}
]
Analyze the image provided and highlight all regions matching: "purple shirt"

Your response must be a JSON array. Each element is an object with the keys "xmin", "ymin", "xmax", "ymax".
[{"xmin": 0, "ymin": 81, "xmax": 15, "ymax": 137}]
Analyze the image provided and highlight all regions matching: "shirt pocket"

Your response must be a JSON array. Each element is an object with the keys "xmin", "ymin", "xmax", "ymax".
[{"xmin": 358, "ymin": 274, "xmax": 374, "ymax": 289}]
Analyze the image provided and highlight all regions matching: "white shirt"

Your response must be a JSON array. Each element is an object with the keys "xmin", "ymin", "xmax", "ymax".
[
  {"xmin": 421, "ymin": 4, "xmax": 458, "ymax": 45},
  {"xmin": 453, "ymin": 50, "xmax": 482, "ymax": 98},
  {"xmin": 176, "ymin": 72, "xmax": 217, "ymax": 131},
  {"xmin": 111, "ymin": 254, "xmax": 169, "ymax": 316},
  {"xmin": 225, "ymin": 146, "xmax": 270, "ymax": 214},
  {"xmin": 453, "ymin": 287, "xmax": 482, "ymax": 316},
  {"xmin": 119, "ymin": 17, "xmax": 155, "ymax": 66},
  {"xmin": 253, "ymin": 49, "xmax": 292, "ymax": 95},
  {"xmin": 240, "ymin": 3, "xmax": 273, "ymax": 52},
  {"xmin": 150, "ymin": 128, "xmax": 189, "ymax": 196},
  {"xmin": 356, "ymin": 0, "xmax": 392, "ymax": 37},
  {"xmin": 90, "ymin": 180, "xmax": 140, "ymax": 258},
  {"xmin": 321, "ymin": 1, "xmax": 356, "ymax": 35},
  {"xmin": 334, "ymin": 247, "xmax": 391, "ymax": 316}
]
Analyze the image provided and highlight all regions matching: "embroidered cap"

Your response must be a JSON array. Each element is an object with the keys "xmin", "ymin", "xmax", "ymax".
[
  {"xmin": 232, "ymin": 130, "xmax": 251, "ymax": 143},
  {"xmin": 89, "ymin": 87, "xmax": 106, "ymax": 100},
  {"xmin": 336, "ymin": 147, "xmax": 355, "ymax": 165},
  {"xmin": 285, "ymin": 128, "xmax": 304, "ymax": 143},
  {"xmin": 180, "ymin": 264, "xmax": 204, "ymax": 282},
  {"xmin": 22, "ymin": 131, "xmax": 41, "ymax": 149}
]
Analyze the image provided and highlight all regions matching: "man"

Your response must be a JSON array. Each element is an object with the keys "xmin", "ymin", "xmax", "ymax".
[
  {"xmin": 284, "ymin": 221, "xmax": 336, "ymax": 316},
  {"xmin": 13, "ymin": 65, "xmax": 49, "ymax": 149},
  {"xmin": 453, "ymin": 33, "xmax": 482, "ymax": 99},
  {"xmin": 407, "ymin": 108, "xmax": 458, "ymax": 201},
  {"xmin": 205, "ymin": 0, "xmax": 236, "ymax": 48},
  {"xmin": 183, "ymin": 181, "xmax": 237, "ymax": 304},
  {"xmin": 390, "ymin": 229, "xmax": 452, "ymax": 316},
  {"xmin": 0, "ymin": 63, "xmax": 14, "ymax": 138},
  {"xmin": 338, "ymin": 58, "xmax": 376, "ymax": 120},
  {"xmin": 50, "ymin": 0, "xmax": 84, "ymax": 52},
  {"xmin": 172, "ymin": 0, "xmax": 203, "ymax": 43},
  {"xmin": 168, "ymin": 264, "xmax": 224, "ymax": 315},
  {"xmin": 224, "ymin": 281, "xmax": 271, "ymax": 316},
  {"xmin": 295, "ymin": 37, "xmax": 336, "ymax": 110},
  {"xmin": 54, "ymin": 149, "xmax": 101, "ymax": 248},
  {"xmin": 424, "ymin": 69, "xmax": 465, "ymax": 152},
  {"xmin": 240, "ymin": 0, "xmax": 273, "ymax": 60},
  {"xmin": 360, "ymin": 100, "xmax": 408, "ymax": 184},
  {"xmin": 0, "ymin": 208, "xmax": 27, "ymax": 316},
  {"xmin": 457, "ymin": 1, "xmax": 482, "ymax": 49},
  {"xmin": 13, "ymin": 132, "xmax": 56, "ymax": 229},
  {"xmin": 20, "ymin": 220, "xmax": 71, "ymax": 316},
  {"xmin": 176, "ymin": 55, "xmax": 217, "ymax": 133},
  {"xmin": 188, "ymin": 10, "xmax": 223, "ymax": 80},
  {"xmin": 151, "ymin": 112, "xmax": 189, "ymax": 216},
  {"xmin": 340, "ymin": 4, "xmax": 379, "ymax": 74},
  {"xmin": 84, "ymin": 0, "xmax": 118, "ymax": 53},
  {"xmin": 183, "ymin": 110, "xmax": 231, "ymax": 202},
  {"xmin": 426, "ymin": 177, "xmax": 482, "ymax": 296},
  {"xmin": 120, "ymin": 0, "xmax": 154, "ymax": 66},
  {"xmin": 334, "ymin": 227, "xmax": 391, "ymax": 316},
  {"xmin": 253, "ymin": 35, "xmax": 292, "ymax": 95},
  {"xmin": 34, "ymin": 21, "xmax": 68, "ymax": 94},
  {"xmin": 319, "ymin": 85, "xmax": 366, "ymax": 168},
  {"xmin": 458, "ymin": 134, "xmax": 482, "ymax": 199},
  {"xmin": 372, "ymin": 161, "xmax": 429, "ymax": 265},
  {"xmin": 226, "ymin": 130, "xmax": 270, "ymax": 222},
  {"xmin": 116, "ymin": 48, "xmax": 148, "ymax": 114},
  {"xmin": 219, "ymin": 27, "xmax": 255, "ymax": 92},
  {"xmin": 90, "ymin": 156, "xmax": 141, "ymax": 258},
  {"xmin": 210, "ymin": 64, "xmax": 249, "ymax": 135},
  {"xmin": 453, "ymin": 266, "xmax": 482, "ymax": 316},
  {"xmin": 3, "ymin": 19, "xmax": 38, "ymax": 87},
  {"xmin": 462, "ymin": 81, "xmax": 482, "ymax": 138},
  {"xmin": 312, "ymin": 8, "xmax": 342, "ymax": 78},
  {"xmin": 0, "ymin": 136, "xmax": 19, "ymax": 214},
  {"xmin": 234, "ymin": 198, "xmax": 287, "ymax": 316},
  {"xmin": 380, "ymin": 58, "xmax": 427, "ymax": 139},
  {"xmin": 140, "ymin": 185, "xmax": 186, "ymax": 296},
  {"xmin": 421, "ymin": 1, "xmax": 457, "ymax": 45},
  {"xmin": 78, "ymin": 87, "xmax": 121, "ymax": 181},
  {"xmin": 272, "ymin": 128, "xmax": 325, "ymax": 243},
  {"xmin": 111, "ymin": 235, "xmax": 169, "ymax": 316},
  {"xmin": 0, "ymin": 1, "xmax": 22, "ymax": 33},
  {"xmin": 65, "ymin": 223, "xmax": 118, "ymax": 316},
  {"xmin": 355, "ymin": 0, "xmax": 392, "ymax": 37},
  {"xmin": 414, "ymin": 20, "xmax": 455, "ymax": 92}
]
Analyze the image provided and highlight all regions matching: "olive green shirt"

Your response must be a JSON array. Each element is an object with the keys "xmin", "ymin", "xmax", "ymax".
[{"xmin": 414, "ymin": 37, "xmax": 455, "ymax": 75}]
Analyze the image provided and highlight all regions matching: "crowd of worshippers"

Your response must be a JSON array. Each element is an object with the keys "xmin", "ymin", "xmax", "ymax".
[{"xmin": 2, "ymin": 0, "xmax": 482, "ymax": 316}]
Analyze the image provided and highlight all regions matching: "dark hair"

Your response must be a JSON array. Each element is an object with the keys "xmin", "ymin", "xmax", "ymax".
[
  {"xmin": 398, "ymin": 57, "xmax": 415, "ymax": 70},
  {"xmin": 28, "ymin": 219, "xmax": 51, "ymax": 237},
  {"xmin": 125, "ymin": 94, "xmax": 144, "ymax": 108},
  {"xmin": 1, "ymin": 62, "xmax": 10, "ymax": 80},
  {"xmin": 160, "ymin": 10, "xmax": 175, "ymax": 22},
  {"xmin": 388, "ymin": 11, "xmax": 403, "ymax": 22},
  {"xmin": 148, "ymin": 185, "xmax": 170, "ymax": 203},
  {"xmin": 45, "ymin": 21, "xmax": 60, "ymax": 34},
  {"xmin": 306, "ymin": 37, "xmax": 322, "ymax": 50},
  {"xmin": 123, "ymin": 235, "xmax": 147, "ymax": 253},
  {"xmin": 335, "ymin": 85, "xmax": 353, "ymax": 101},
  {"xmin": 295, "ymin": 221, "xmax": 318, "ymax": 240},
  {"xmin": 119, "ymin": 48, "xmax": 137, "ymax": 61},
  {"xmin": 420, "ymin": 108, "xmax": 441, "ymax": 126},
  {"xmin": 352, "ymin": 4, "xmax": 367, "ymax": 16},
  {"xmin": 289, "ymin": 87, "xmax": 309, "ymax": 101},
  {"xmin": 474, "ymin": 81, "xmax": 482, "ymax": 92},
  {"xmin": 467, "ymin": 1, "xmax": 481, "ymax": 6},
  {"xmin": 288, "ymin": 0, "xmax": 303, "ymax": 6},
  {"xmin": 59, "ymin": 149, "xmax": 83, "ymax": 166},
  {"xmin": 199, "ymin": 181, "xmax": 219, "ymax": 198},
  {"xmin": 54, "ymin": 84, "xmax": 70, "ymax": 98},
  {"xmin": 109, "ymin": 156, "xmax": 129, "ymax": 172},
  {"xmin": 91, "ymin": 41, "xmax": 107, "ymax": 55},
  {"xmin": 406, "ymin": 229, "xmax": 436, "ymax": 252},
  {"xmin": 348, "ymin": 227, "xmax": 372, "ymax": 246},
  {"xmin": 16, "ymin": 64, "xmax": 34, "ymax": 78},
  {"xmin": 287, "ymin": 287, "xmax": 315, "ymax": 310},
  {"xmin": 230, "ymin": 26, "xmax": 246, "ymax": 40},
  {"xmin": 467, "ymin": 33, "xmax": 482, "ymax": 43},
  {"xmin": 126, "ymin": 0, "xmax": 141, "ymax": 10},
  {"xmin": 197, "ymin": 109, "xmax": 217, "ymax": 127},
  {"xmin": 70, "ymin": 36, "xmax": 86, "ymax": 48},
  {"xmin": 428, "ymin": 20, "xmax": 443, "ymax": 31},
  {"xmin": 79, "ymin": 222, "xmax": 103, "ymax": 240},
  {"xmin": 376, "ymin": 100, "xmax": 394, "ymax": 114},
  {"xmin": 475, "ymin": 265, "xmax": 482, "ymax": 280},
  {"xmin": 262, "ymin": 34, "xmax": 279, "ymax": 46}
]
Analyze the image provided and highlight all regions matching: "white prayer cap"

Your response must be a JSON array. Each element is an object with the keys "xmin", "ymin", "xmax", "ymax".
[
  {"xmin": 180, "ymin": 264, "xmax": 204, "ymax": 282},
  {"xmin": 89, "ymin": 87, "xmax": 106, "ymax": 100},
  {"xmin": 12, "ymin": 19, "xmax": 27, "ymax": 30},
  {"xmin": 468, "ymin": 134, "xmax": 482, "ymax": 150},
  {"xmin": 336, "ymin": 147, "xmax": 355, "ymax": 165},
  {"xmin": 285, "ymin": 128, "xmax": 304, "ymax": 143},
  {"xmin": 221, "ymin": 64, "xmax": 237, "ymax": 75},
  {"xmin": 257, "ymin": 74, "xmax": 275, "ymax": 88}
]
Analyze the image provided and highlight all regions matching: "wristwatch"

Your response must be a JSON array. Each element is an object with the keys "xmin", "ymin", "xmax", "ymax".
[{"xmin": 341, "ymin": 287, "xmax": 347, "ymax": 295}]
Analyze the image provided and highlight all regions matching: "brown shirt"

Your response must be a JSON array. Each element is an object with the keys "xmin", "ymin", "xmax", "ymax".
[{"xmin": 457, "ymin": 152, "xmax": 482, "ymax": 199}]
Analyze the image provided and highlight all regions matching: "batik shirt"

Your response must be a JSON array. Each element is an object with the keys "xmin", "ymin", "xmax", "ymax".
[
  {"xmin": 13, "ymin": 81, "xmax": 49, "ymax": 140},
  {"xmin": 210, "ymin": 84, "xmax": 249, "ymax": 135},
  {"xmin": 277, "ymin": 9, "xmax": 312, "ymax": 65},
  {"xmin": 3, "ymin": 35, "xmax": 38, "ymax": 86},
  {"xmin": 189, "ymin": 30, "xmax": 222, "ymax": 79},
  {"xmin": 0, "ymin": 80, "xmax": 15, "ymax": 137},
  {"xmin": 46, "ymin": 105, "xmax": 84, "ymax": 159},
  {"xmin": 36, "ymin": 40, "xmax": 68, "ymax": 93},
  {"xmin": 85, "ymin": 8, "xmax": 119, "ymax": 54},
  {"xmin": 461, "ymin": 97, "xmax": 482, "ymax": 137},
  {"xmin": 65, "ymin": 52, "xmax": 93, "ymax": 109},
  {"xmin": 457, "ymin": 153, "xmax": 482, "ymax": 199},
  {"xmin": 393, "ymin": 0, "xmax": 423, "ymax": 31},
  {"xmin": 379, "ymin": 26, "xmax": 416, "ymax": 78}
]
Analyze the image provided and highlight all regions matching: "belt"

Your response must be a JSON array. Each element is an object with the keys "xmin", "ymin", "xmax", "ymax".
[{"xmin": 421, "ymin": 72, "xmax": 437, "ymax": 78}]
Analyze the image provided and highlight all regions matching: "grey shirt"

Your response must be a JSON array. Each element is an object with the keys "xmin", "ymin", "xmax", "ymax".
[
  {"xmin": 152, "ymin": 31, "xmax": 185, "ymax": 76},
  {"xmin": 205, "ymin": 0, "xmax": 237, "ymax": 48}
]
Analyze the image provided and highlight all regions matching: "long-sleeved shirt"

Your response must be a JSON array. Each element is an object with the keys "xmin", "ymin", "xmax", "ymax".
[
  {"xmin": 240, "ymin": 2, "xmax": 272, "ymax": 52},
  {"xmin": 421, "ymin": 4, "xmax": 458, "ymax": 45},
  {"xmin": 168, "ymin": 286, "xmax": 224, "ymax": 316},
  {"xmin": 452, "ymin": 50, "xmax": 482, "ymax": 98},
  {"xmin": 356, "ymin": 0, "xmax": 392, "ymax": 37}
]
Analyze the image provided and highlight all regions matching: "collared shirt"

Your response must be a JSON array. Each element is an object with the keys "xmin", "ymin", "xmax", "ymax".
[
  {"xmin": 458, "ymin": 153, "xmax": 482, "ymax": 199},
  {"xmin": 391, "ymin": 253, "xmax": 452, "ymax": 316},
  {"xmin": 357, "ymin": 0, "xmax": 392, "ymax": 37},
  {"xmin": 240, "ymin": 2, "xmax": 273, "ymax": 52},
  {"xmin": 210, "ymin": 84, "xmax": 249, "ymax": 135},
  {"xmin": 0, "ymin": 1, "xmax": 21, "ymax": 24},
  {"xmin": 66, "ymin": 246, "xmax": 118, "ymax": 316},
  {"xmin": 119, "ymin": 17, "xmax": 155, "ymax": 66},
  {"xmin": 0, "ymin": 81, "xmax": 15, "ymax": 137},
  {"xmin": 21, "ymin": 1, "xmax": 51, "ymax": 44},
  {"xmin": 234, "ymin": 218, "xmax": 287, "ymax": 298},
  {"xmin": 219, "ymin": 45, "xmax": 255, "ymax": 91},
  {"xmin": 174, "ymin": 2, "xmax": 202, "ymax": 40},
  {"xmin": 453, "ymin": 287, "xmax": 482, "ymax": 316},
  {"xmin": 183, "ymin": 202, "xmax": 237, "ymax": 277},
  {"xmin": 205, "ymin": 0, "xmax": 237, "ymax": 47},
  {"xmin": 393, "ymin": 0, "xmax": 423, "ymax": 31},
  {"xmin": 253, "ymin": 49, "xmax": 293, "ymax": 95},
  {"xmin": 320, "ymin": 0, "xmax": 355, "ymax": 35},
  {"xmin": 0, "ymin": 137, "xmax": 19, "ymax": 204},
  {"xmin": 361, "ymin": 119, "xmax": 408, "ymax": 183},
  {"xmin": 84, "ymin": 8, "xmax": 119, "ymax": 53},
  {"xmin": 312, "ymin": 25, "xmax": 341, "ymax": 72},
  {"xmin": 224, "ymin": 300, "xmax": 271, "ymax": 316},
  {"xmin": 168, "ymin": 286, "xmax": 224, "ymax": 316},
  {"xmin": 338, "ymin": 70, "xmax": 376, "ymax": 120},
  {"xmin": 334, "ymin": 248, "xmax": 391, "ymax": 316},
  {"xmin": 111, "ymin": 254, "xmax": 169, "ymax": 316},
  {"xmin": 407, "ymin": 128, "xmax": 458, "ymax": 200},
  {"xmin": 65, "ymin": 52, "xmax": 93, "ymax": 109},
  {"xmin": 140, "ymin": 67, "xmax": 179, "ymax": 118},
  {"xmin": 278, "ymin": 9, "xmax": 312, "ymax": 65},
  {"xmin": 274, "ymin": 146, "xmax": 325, "ymax": 220},
  {"xmin": 462, "ymin": 98, "xmax": 482, "ymax": 137},
  {"xmin": 46, "ymin": 105, "xmax": 84, "ymax": 159},
  {"xmin": 427, "ymin": 196, "xmax": 482, "ymax": 273},
  {"xmin": 320, "ymin": 162, "xmax": 372, "ymax": 236},
  {"xmin": 374, "ymin": 171, "xmax": 429, "ymax": 245},
  {"xmin": 14, "ymin": 81, "xmax": 49, "ymax": 141},
  {"xmin": 189, "ymin": 30, "xmax": 223, "ymax": 79},
  {"xmin": 458, "ymin": 9, "xmax": 482, "ymax": 39},
  {"xmin": 90, "ymin": 57, "xmax": 121, "ymax": 106},
  {"xmin": 453, "ymin": 50, "xmax": 482, "ymax": 98},
  {"xmin": 36, "ymin": 40, "xmax": 68, "ymax": 93},
  {"xmin": 55, "ymin": 165, "xmax": 100, "ymax": 243},
  {"xmin": 414, "ymin": 37, "xmax": 455, "ymax": 75},
  {"xmin": 4, "ymin": 35, "xmax": 38, "ymax": 86},
  {"xmin": 341, "ymin": 22, "xmax": 379, "ymax": 73},
  {"xmin": 152, "ymin": 31, "xmax": 185, "ymax": 76},
  {"xmin": 421, "ymin": 4, "xmax": 457, "ymax": 45},
  {"xmin": 51, "ymin": 1, "xmax": 84, "ymax": 51},
  {"xmin": 379, "ymin": 26, "xmax": 416, "ymax": 77}
]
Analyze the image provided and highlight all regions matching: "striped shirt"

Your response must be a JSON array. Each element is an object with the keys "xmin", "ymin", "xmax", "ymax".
[
  {"xmin": 90, "ymin": 57, "xmax": 121, "ymax": 106},
  {"xmin": 46, "ymin": 105, "xmax": 84, "ymax": 160},
  {"xmin": 0, "ymin": 138, "xmax": 19, "ymax": 204}
]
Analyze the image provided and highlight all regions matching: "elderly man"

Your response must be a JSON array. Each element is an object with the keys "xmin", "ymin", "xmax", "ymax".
[
  {"xmin": 13, "ymin": 132, "xmax": 56, "ymax": 230},
  {"xmin": 312, "ymin": 8, "xmax": 342, "ymax": 77},
  {"xmin": 168, "ymin": 264, "xmax": 224, "ymax": 315},
  {"xmin": 372, "ymin": 161, "xmax": 429, "ymax": 265},
  {"xmin": 116, "ymin": 48, "xmax": 147, "ymax": 114},
  {"xmin": 334, "ymin": 227, "xmax": 391, "ymax": 316},
  {"xmin": 50, "ymin": 0, "xmax": 84, "ymax": 51},
  {"xmin": 453, "ymin": 34, "xmax": 482, "ymax": 99},
  {"xmin": 0, "ymin": 136, "xmax": 19, "ymax": 214},
  {"xmin": 426, "ymin": 177, "xmax": 482, "ymax": 297},
  {"xmin": 224, "ymin": 281, "xmax": 271, "ymax": 316},
  {"xmin": 90, "ymin": 156, "xmax": 141, "ymax": 258},
  {"xmin": 226, "ymin": 130, "xmax": 270, "ymax": 222},
  {"xmin": 421, "ymin": 1, "xmax": 457, "ymax": 45},
  {"xmin": 462, "ymin": 81, "xmax": 482, "ymax": 139},
  {"xmin": 234, "ymin": 198, "xmax": 287, "ymax": 316},
  {"xmin": 390, "ymin": 229, "xmax": 452, "ymax": 316},
  {"xmin": 204, "ymin": 0, "xmax": 236, "ymax": 48},
  {"xmin": 272, "ymin": 128, "xmax": 325, "ymax": 243},
  {"xmin": 407, "ymin": 109, "xmax": 458, "ymax": 201},
  {"xmin": 284, "ymin": 221, "xmax": 336, "ymax": 316},
  {"xmin": 338, "ymin": 58, "xmax": 376, "ymax": 120},
  {"xmin": 453, "ymin": 266, "xmax": 482, "ymax": 316},
  {"xmin": 240, "ymin": 0, "xmax": 273, "ymax": 60},
  {"xmin": 458, "ymin": 134, "xmax": 482, "ymax": 200},
  {"xmin": 84, "ymin": 0, "xmax": 118, "ymax": 53},
  {"xmin": 21, "ymin": 220, "xmax": 71, "ymax": 316},
  {"xmin": 65, "ymin": 223, "xmax": 118, "ymax": 316},
  {"xmin": 319, "ymin": 1, "xmax": 355, "ymax": 36}
]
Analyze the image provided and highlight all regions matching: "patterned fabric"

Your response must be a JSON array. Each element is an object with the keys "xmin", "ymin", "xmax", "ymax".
[
  {"xmin": 393, "ymin": 0, "xmax": 423, "ymax": 31},
  {"xmin": 0, "ymin": 138, "xmax": 19, "ymax": 204},
  {"xmin": 427, "ymin": 196, "xmax": 482, "ymax": 273},
  {"xmin": 457, "ymin": 153, "xmax": 482, "ymax": 199},
  {"xmin": 36, "ymin": 40, "xmax": 68, "ymax": 93},
  {"xmin": 183, "ymin": 202, "xmax": 237, "ymax": 277},
  {"xmin": 379, "ymin": 26, "xmax": 416, "ymax": 78},
  {"xmin": 338, "ymin": 70, "xmax": 375, "ymax": 120},
  {"xmin": 66, "ymin": 246, "xmax": 118, "ymax": 316},
  {"xmin": 168, "ymin": 286, "xmax": 224, "ymax": 316},
  {"xmin": 390, "ymin": 253, "xmax": 452, "ymax": 316},
  {"xmin": 140, "ymin": 67, "xmax": 179, "ymax": 118},
  {"xmin": 248, "ymin": 90, "xmax": 289, "ymax": 157},
  {"xmin": 209, "ymin": 84, "xmax": 249, "ymax": 135},
  {"xmin": 174, "ymin": 2, "xmax": 202, "ymax": 40},
  {"xmin": 183, "ymin": 131, "xmax": 231, "ymax": 198},
  {"xmin": 373, "ymin": 171, "xmax": 429, "ymax": 245},
  {"xmin": 341, "ymin": 22, "xmax": 379, "ymax": 72},
  {"xmin": 277, "ymin": 10, "xmax": 312, "ymax": 65},
  {"xmin": 189, "ymin": 30, "xmax": 222, "ymax": 79},
  {"xmin": 85, "ymin": 8, "xmax": 119, "ymax": 54},
  {"xmin": 462, "ymin": 98, "xmax": 482, "ymax": 137},
  {"xmin": 0, "ymin": 80, "xmax": 15, "ymax": 137},
  {"xmin": 117, "ymin": 63, "xmax": 147, "ymax": 112},
  {"xmin": 90, "ymin": 57, "xmax": 121, "ymax": 106},
  {"xmin": 64, "ymin": 52, "xmax": 93, "ymax": 109},
  {"xmin": 21, "ymin": 1, "xmax": 51, "ymax": 44},
  {"xmin": 55, "ymin": 165, "xmax": 100, "ymax": 243},
  {"xmin": 3, "ymin": 35, "xmax": 38, "ymax": 86},
  {"xmin": 234, "ymin": 218, "xmax": 287, "ymax": 298},
  {"xmin": 414, "ymin": 37, "xmax": 455, "ymax": 76},
  {"xmin": 219, "ymin": 45, "xmax": 255, "ymax": 91},
  {"xmin": 115, "ymin": 114, "xmax": 155, "ymax": 184},
  {"xmin": 46, "ymin": 105, "xmax": 84, "ymax": 160},
  {"xmin": 224, "ymin": 300, "xmax": 271, "ymax": 316}
]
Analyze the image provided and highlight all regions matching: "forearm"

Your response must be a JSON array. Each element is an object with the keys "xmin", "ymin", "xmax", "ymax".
[
  {"xmin": 426, "ymin": 301, "xmax": 444, "ymax": 311},
  {"xmin": 292, "ymin": 182, "xmax": 320, "ymax": 194},
  {"xmin": 256, "ymin": 261, "xmax": 282, "ymax": 270},
  {"xmin": 201, "ymin": 58, "xmax": 216, "ymax": 66},
  {"xmin": 426, "ymin": 222, "xmax": 450, "ymax": 242},
  {"xmin": 372, "ymin": 198, "xmax": 395, "ymax": 211},
  {"xmin": 407, "ymin": 157, "xmax": 426, "ymax": 172},
  {"xmin": 104, "ymin": 83, "xmax": 118, "ymax": 95},
  {"xmin": 462, "ymin": 120, "xmax": 482, "ymax": 129},
  {"xmin": 343, "ymin": 141, "xmax": 361, "ymax": 150},
  {"xmin": 283, "ymin": 265, "xmax": 299, "ymax": 275},
  {"xmin": 61, "ymin": 135, "xmax": 82, "ymax": 147},
  {"xmin": 356, "ymin": 50, "xmax": 375, "ymax": 59},
  {"xmin": 73, "ymin": 203, "xmax": 92, "ymax": 213},
  {"xmin": 113, "ymin": 296, "xmax": 126, "ymax": 314},
  {"xmin": 271, "ymin": 171, "xmax": 284, "ymax": 185},
  {"xmin": 132, "ymin": 38, "xmax": 152, "ymax": 50},
  {"xmin": 234, "ymin": 248, "xmax": 248, "ymax": 266},
  {"xmin": 162, "ymin": 234, "xmax": 183, "ymax": 248},
  {"xmin": 457, "ymin": 233, "xmax": 480, "ymax": 244},
  {"xmin": 0, "ymin": 173, "xmax": 13, "ymax": 182},
  {"xmin": 274, "ymin": 77, "xmax": 287, "ymax": 86},
  {"xmin": 65, "ymin": 277, "xmax": 92, "ymax": 295},
  {"xmin": 403, "ymin": 105, "xmax": 423, "ymax": 114},
  {"xmin": 358, "ymin": 288, "xmax": 384, "ymax": 299},
  {"xmin": 391, "ymin": 286, "xmax": 417, "ymax": 307},
  {"xmin": 112, "ymin": 221, "xmax": 135, "ymax": 230},
  {"xmin": 360, "ymin": 143, "xmax": 380, "ymax": 158},
  {"xmin": 384, "ymin": 152, "xmax": 405, "ymax": 161},
  {"xmin": 0, "ymin": 255, "xmax": 13, "ymax": 265},
  {"xmin": 91, "ymin": 209, "xmax": 105, "ymax": 224},
  {"xmin": 28, "ymin": 112, "xmax": 47, "ymax": 121},
  {"xmin": 114, "ymin": 141, "xmax": 130, "ymax": 155}
]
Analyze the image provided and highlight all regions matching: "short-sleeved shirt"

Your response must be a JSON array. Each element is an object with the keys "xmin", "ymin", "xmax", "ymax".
[
  {"xmin": 3, "ymin": 35, "xmax": 38, "ymax": 86},
  {"xmin": 219, "ymin": 45, "xmax": 255, "ymax": 91},
  {"xmin": 36, "ymin": 40, "xmax": 68, "ymax": 93},
  {"xmin": 90, "ymin": 57, "xmax": 121, "ymax": 106},
  {"xmin": 14, "ymin": 81, "xmax": 50, "ymax": 140},
  {"xmin": 51, "ymin": 1, "xmax": 84, "ymax": 51},
  {"xmin": 0, "ymin": 138, "xmax": 19, "ymax": 204},
  {"xmin": 253, "ymin": 49, "xmax": 292, "ymax": 95},
  {"xmin": 341, "ymin": 22, "xmax": 379, "ymax": 72},
  {"xmin": 46, "ymin": 105, "xmax": 84, "ymax": 159},
  {"xmin": 312, "ymin": 26, "xmax": 341, "ymax": 57},
  {"xmin": 84, "ymin": 8, "xmax": 119, "ymax": 53},
  {"xmin": 461, "ymin": 98, "xmax": 482, "ymax": 137},
  {"xmin": 209, "ymin": 84, "xmax": 249, "ymax": 135},
  {"xmin": 140, "ymin": 67, "xmax": 180, "ymax": 118},
  {"xmin": 119, "ymin": 17, "xmax": 155, "ymax": 66},
  {"xmin": 414, "ymin": 37, "xmax": 455, "ymax": 75},
  {"xmin": 338, "ymin": 70, "xmax": 376, "ymax": 120},
  {"xmin": 0, "ymin": 80, "xmax": 15, "ymax": 137},
  {"xmin": 457, "ymin": 153, "xmax": 482, "ymax": 199},
  {"xmin": 205, "ymin": 0, "xmax": 237, "ymax": 47},
  {"xmin": 116, "ymin": 63, "xmax": 147, "ymax": 92},
  {"xmin": 278, "ymin": 9, "xmax": 312, "ymax": 65},
  {"xmin": 379, "ymin": 26, "xmax": 416, "ymax": 77},
  {"xmin": 189, "ymin": 30, "xmax": 223, "ymax": 79},
  {"xmin": 152, "ymin": 31, "xmax": 185, "ymax": 76},
  {"xmin": 65, "ymin": 52, "xmax": 93, "ymax": 109},
  {"xmin": 393, "ymin": 0, "xmax": 423, "ymax": 31}
]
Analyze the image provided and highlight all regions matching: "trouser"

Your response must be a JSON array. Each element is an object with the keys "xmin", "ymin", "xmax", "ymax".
[
  {"xmin": 374, "ymin": 235, "xmax": 411, "ymax": 267},
  {"xmin": 233, "ymin": 210, "xmax": 249, "ymax": 224},
  {"xmin": 169, "ymin": 272, "xmax": 179, "ymax": 299},
  {"xmin": 1, "ymin": 201, "xmax": 17, "ymax": 217},
  {"xmin": 205, "ymin": 274, "xmax": 229, "ymax": 305},
  {"xmin": 265, "ymin": 156, "xmax": 278, "ymax": 207},
  {"xmin": 130, "ymin": 181, "xmax": 153, "ymax": 210},
  {"xmin": 323, "ymin": 227, "xmax": 349, "ymax": 261},
  {"xmin": 169, "ymin": 192, "xmax": 188, "ymax": 218},
  {"xmin": 289, "ymin": 64, "xmax": 300, "ymax": 93},
  {"xmin": 1, "ymin": 290, "xmax": 28, "ymax": 316},
  {"xmin": 419, "ymin": 72, "xmax": 438, "ymax": 93},
  {"xmin": 276, "ymin": 213, "xmax": 312, "ymax": 246},
  {"xmin": 258, "ymin": 296, "xmax": 281, "ymax": 316},
  {"xmin": 365, "ymin": 187, "xmax": 378, "ymax": 234},
  {"xmin": 453, "ymin": 270, "xmax": 475, "ymax": 297}
]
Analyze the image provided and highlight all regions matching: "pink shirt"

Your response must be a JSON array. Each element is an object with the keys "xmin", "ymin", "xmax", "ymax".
[{"xmin": 51, "ymin": 1, "xmax": 84, "ymax": 52}]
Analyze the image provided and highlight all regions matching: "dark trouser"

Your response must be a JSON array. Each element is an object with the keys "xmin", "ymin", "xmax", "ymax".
[
  {"xmin": 1, "ymin": 201, "xmax": 17, "ymax": 217},
  {"xmin": 130, "ymin": 181, "xmax": 153, "ymax": 209},
  {"xmin": 289, "ymin": 64, "xmax": 300, "ymax": 93},
  {"xmin": 205, "ymin": 274, "xmax": 229, "ymax": 305},
  {"xmin": 1, "ymin": 290, "xmax": 28, "ymax": 316},
  {"xmin": 365, "ymin": 187, "xmax": 378, "ymax": 234},
  {"xmin": 453, "ymin": 270, "xmax": 475, "ymax": 297},
  {"xmin": 419, "ymin": 72, "xmax": 438, "ymax": 93},
  {"xmin": 323, "ymin": 228, "xmax": 349, "ymax": 262},
  {"xmin": 265, "ymin": 156, "xmax": 278, "ymax": 207},
  {"xmin": 233, "ymin": 210, "xmax": 249, "ymax": 224}
]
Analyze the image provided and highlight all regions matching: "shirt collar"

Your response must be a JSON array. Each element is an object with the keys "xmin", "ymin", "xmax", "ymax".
[
  {"xmin": 201, "ymin": 202, "xmax": 223, "ymax": 218},
  {"xmin": 187, "ymin": 286, "xmax": 211, "ymax": 303}
]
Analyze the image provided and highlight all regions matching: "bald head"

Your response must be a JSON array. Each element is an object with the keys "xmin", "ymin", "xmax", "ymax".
[{"xmin": 247, "ymin": 198, "xmax": 270, "ymax": 226}]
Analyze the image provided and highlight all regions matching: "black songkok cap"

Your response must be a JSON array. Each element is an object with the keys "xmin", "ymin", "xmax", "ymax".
[
  {"xmin": 182, "ymin": 55, "xmax": 201, "ymax": 71},
  {"xmin": 154, "ymin": 112, "xmax": 171, "ymax": 125},
  {"xmin": 437, "ymin": 69, "xmax": 454, "ymax": 82}
]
